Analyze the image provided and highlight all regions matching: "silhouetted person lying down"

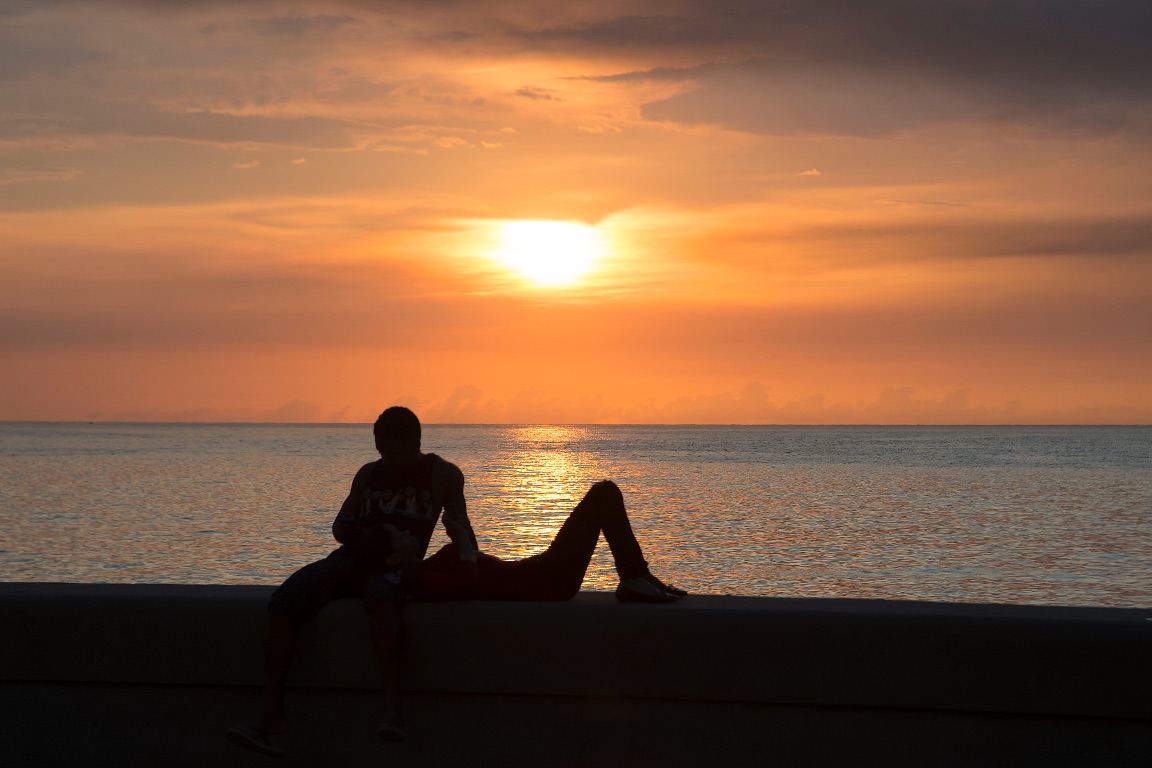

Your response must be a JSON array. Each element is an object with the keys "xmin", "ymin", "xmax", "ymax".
[{"xmin": 371, "ymin": 479, "xmax": 686, "ymax": 603}]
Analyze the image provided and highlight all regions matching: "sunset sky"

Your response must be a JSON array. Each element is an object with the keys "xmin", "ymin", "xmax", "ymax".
[{"xmin": 2, "ymin": 0, "xmax": 1150, "ymax": 424}]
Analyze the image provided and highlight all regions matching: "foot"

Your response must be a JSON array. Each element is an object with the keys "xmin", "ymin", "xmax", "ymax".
[
  {"xmin": 226, "ymin": 723, "xmax": 288, "ymax": 758},
  {"xmin": 377, "ymin": 716, "xmax": 406, "ymax": 742},
  {"xmin": 616, "ymin": 577, "xmax": 681, "ymax": 603},
  {"xmin": 643, "ymin": 572, "xmax": 687, "ymax": 598}
]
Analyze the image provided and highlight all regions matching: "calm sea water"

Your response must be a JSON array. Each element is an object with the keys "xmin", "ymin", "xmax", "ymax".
[{"xmin": 1, "ymin": 422, "xmax": 1149, "ymax": 607}]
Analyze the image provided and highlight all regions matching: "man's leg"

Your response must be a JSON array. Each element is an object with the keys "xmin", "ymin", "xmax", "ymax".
[
  {"xmin": 232, "ymin": 553, "xmax": 353, "ymax": 744},
  {"xmin": 364, "ymin": 576, "xmax": 407, "ymax": 740},
  {"xmin": 538, "ymin": 480, "xmax": 648, "ymax": 596},
  {"xmin": 254, "ymin": 605, "xmax": 295, "ymax": 733},
  {"xmin": 225, "ymin": 604, "xmax": 297, "ymax": 757},
  {"xmin": 587, "ymin": 479, "xmax": 648, "ymax": 577},
  {"xmin": 549, "ymin": 480, "xmax": 685, "ymax": 602}
]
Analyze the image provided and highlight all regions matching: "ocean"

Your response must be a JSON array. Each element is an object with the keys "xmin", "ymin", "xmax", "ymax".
[{"xmin": 1, "ymin": 422, "xmax": 1149, "ymax": 608}]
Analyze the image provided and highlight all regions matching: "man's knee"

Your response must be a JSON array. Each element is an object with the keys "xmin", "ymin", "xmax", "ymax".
[
  {"xmin": 268, "ymin": 553, "xmax": 352, "ymax": 624},
  {"xmin": 589, "ymin": 479, "xmax": 623, "ymax": 503}
]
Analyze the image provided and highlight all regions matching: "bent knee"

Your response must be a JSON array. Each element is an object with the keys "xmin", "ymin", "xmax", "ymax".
[{"xmin": 590, "ymin": 479, "xmax": 622, "ymax": 501}]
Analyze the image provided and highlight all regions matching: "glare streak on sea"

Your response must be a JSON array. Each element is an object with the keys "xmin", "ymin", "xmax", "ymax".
[{"xmin": 1, "ymin": 423, "xmax": 1149, "ymax": 608}]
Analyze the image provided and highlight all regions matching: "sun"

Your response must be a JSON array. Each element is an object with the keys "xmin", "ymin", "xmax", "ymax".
[{"xmin": 492, "ymin": 220, "xmax": 605, "ymax": 287}]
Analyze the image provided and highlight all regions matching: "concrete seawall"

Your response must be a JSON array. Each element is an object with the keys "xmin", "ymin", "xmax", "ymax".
[{"xmin": 2, "ymin": 582, "xmax": 1149, "ymax": 767}]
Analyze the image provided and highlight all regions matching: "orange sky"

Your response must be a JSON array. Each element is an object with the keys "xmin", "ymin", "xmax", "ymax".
[{"xmin": 2, "ymin": 0, "xmax": 1150, "ymax": 423}]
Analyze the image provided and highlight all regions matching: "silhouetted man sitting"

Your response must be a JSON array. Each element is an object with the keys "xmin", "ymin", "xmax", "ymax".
[{"xmin": 227, "ymin": 406, "xmax": 476, "ymax": 756}]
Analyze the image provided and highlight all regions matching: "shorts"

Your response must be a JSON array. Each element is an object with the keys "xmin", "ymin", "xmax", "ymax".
[{"xmin": 267, "ymin": 545, "xmax": 409, "ymax": 624}]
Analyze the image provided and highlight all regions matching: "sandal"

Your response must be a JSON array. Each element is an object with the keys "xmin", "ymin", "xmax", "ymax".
[{"xmin": 226, "ymin": 724, "xmax": 287, "ymax": 758}]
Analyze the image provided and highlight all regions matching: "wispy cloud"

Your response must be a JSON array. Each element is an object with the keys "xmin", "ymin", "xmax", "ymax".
[
  {"xmin": 515, "ymin": 87, "xmax": 556, "ymax": 100},
  {"xmin": 0, "ymin": 166, "xmax": 83, "ymax": 184},
  {"xmin": 244, "ymin": 13, "xmax": 362, "ymax": 38},
  {"xmin": 873, "ymin": 198, "xmax": 966, "ymax": 207}
]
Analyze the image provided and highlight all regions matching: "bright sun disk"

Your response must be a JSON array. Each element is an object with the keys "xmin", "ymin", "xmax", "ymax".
[{"xmin": 492, "ymin": 220, "xmax": 605, "ymax": 287}]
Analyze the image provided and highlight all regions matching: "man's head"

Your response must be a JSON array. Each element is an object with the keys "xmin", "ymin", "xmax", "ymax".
[{"xmin": 373, "ymin": 406, "xmax": 422, "ymax": 469}]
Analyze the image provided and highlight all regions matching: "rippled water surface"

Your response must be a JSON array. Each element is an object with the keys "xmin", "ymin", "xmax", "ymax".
[{"xmin": 1, "ymin": 423, "xmax": 1149, "ymax": 607}]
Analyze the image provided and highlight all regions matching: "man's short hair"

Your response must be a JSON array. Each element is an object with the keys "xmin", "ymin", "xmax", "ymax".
[{"xmin": 373, "ymin": 406, "xmax": 421, "ymax": 448}]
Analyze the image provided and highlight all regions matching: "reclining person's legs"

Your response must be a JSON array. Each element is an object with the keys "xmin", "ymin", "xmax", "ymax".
[{"xmin": 540, "ymin": 480, "xmax": 684, "ymax": 602}]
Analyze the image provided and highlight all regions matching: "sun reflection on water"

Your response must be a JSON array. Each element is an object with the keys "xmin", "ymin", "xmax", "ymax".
[
  {"xmin": 442, "ymin": 425, "xmax": 629, "ymax": 589},
  {"xmin": 486, "ymin": 426, "xmax": 599, "ymax": 558}
]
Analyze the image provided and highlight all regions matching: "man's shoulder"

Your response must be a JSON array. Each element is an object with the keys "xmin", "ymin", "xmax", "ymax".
[
  {"xmin": 352, "ymin": 460, "xmax": 381, "ymax": 481},
  {"xmin": 357, "ymin": 459, "xmax": 381, "ymax": 473},
  {"xmin": 427, "ymin": 454, "xmax": 464, "ymax": 487}
]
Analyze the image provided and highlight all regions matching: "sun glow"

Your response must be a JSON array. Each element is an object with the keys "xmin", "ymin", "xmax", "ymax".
[{"xmin": 492, "ymin": 220, "xmax": 605, "ymax": 287}]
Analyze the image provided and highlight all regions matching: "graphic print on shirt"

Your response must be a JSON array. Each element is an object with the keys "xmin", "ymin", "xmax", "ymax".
[
  {"xmin": 352, "ymin": 454, "xmax": 444, "ymax": 554},
  {"xmin": 358, "ymin": 485, "xmax": 436, "ymax": 525}
]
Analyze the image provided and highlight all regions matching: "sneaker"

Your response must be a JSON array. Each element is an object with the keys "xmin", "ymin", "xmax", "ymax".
[
  {"xmin": 643, "ymin": 572, "xmax": 687, "ymax": 598},
  {"xmin": 378, "ymin": 718, "xmax": 405, "ymax": 742},
  {"xmin": 616, "ymin": 578, "xmax": 681, "ymax": 603}
]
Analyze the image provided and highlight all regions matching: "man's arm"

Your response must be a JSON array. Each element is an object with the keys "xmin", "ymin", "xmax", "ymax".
[
  {"xmin": 331, "ymin": 461, "xmax": 378, "ymax": 544},
  {"xmin": 436, "ymin": 460, "xmax": 479, "ymax": 552}
]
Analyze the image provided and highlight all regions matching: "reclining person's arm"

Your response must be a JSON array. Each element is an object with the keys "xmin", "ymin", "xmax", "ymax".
[{"xmin": 406, "ymin": 489, "xmax": 481, "ymax": 600}]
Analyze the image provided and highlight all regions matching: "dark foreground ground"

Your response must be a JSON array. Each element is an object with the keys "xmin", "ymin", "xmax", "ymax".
[{"xmin": 2, "ymin": 583, "xmax": 1150, "ymax": 767}]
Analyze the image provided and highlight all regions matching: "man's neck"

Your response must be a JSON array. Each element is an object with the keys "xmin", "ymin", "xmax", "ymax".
[{"xmin": 381, "ymin": 450, "xmax": 423, "ymax": 474}]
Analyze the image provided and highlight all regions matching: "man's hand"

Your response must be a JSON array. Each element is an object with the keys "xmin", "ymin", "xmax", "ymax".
[{"xmin": 442, "ymin": 503, "xmax": 476, "ymax": 562}]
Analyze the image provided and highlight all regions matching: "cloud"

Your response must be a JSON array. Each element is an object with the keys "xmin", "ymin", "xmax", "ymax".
[
  {"xmin": 423, "ymin": 386, "xmax": 613, "ymax": 424},
  {"xmin": 527, "ymin": 1, "xmax": 1152, "ymax": 90},
  {"xmin": 512, "ymin": 11, "xmax": 723, "ymax": 49},
  {"xmin": 0, "ymin": 231, "xmax": 470, "ymax": 352},
  {"xmin": 0, "ymin": 15, "xmax": 103, "ymax": 81},
  {"xmin": 632, "ymin": 382, "xmax": 1152, "ymax": 425},
  {"xmin": 9, "ymin": 0, "xmax": 1149, "ymax": 150},
  {"xmin": 575, "ymin": 123, "xmax": 622, "ymax": 134},
  {"xmin": 244, "ymin": 13, "xmax": 362, "ymax": 38},
  {"xmin": 0, "ymin": 166, "xmax": 83, "ymax": 184},
  {"xmin": 265, "ymin": 399, "xmax": 324, "ymax": 422},
  {"xmin": 0, "ymin": 87, "xmax": 367, "ymax": 148},
  {"xmin": 95, "ymin": 399, "xmax": 347, "ymax": 424},
  {"xmin": 232, "ymin": 159, "xmax": 260, "ymax": 169},
  {"xmin": 796, "ymin": 168, "xmax": 820, "ymax": 176},
  {"xmin": 987, "ymin": 217, "xmax": 1152, "ymax": 258},
  {"xmin": 0, "ymin": 3, "xmax": 505, "ymax": 154},
  {"xmin": 638, "ymin": 59, "xmax": 1152, "ymax": 138},
  {"xmin": 515, "ymin": 87, "xmax": 556, "ymax": 101},
  {"xmin": 562, "ymin": 2, "xmax": 1152, "ymax": 137},
  {"xmin": 744, "ymin": 214, "xmax": 1152, "ymax": 263},
  {"xmin": 873, "ymin": 199, "xmax": 967, "ymax": 207},
  {"xmin": 415, "ymin": 381, "xmax": 1152, "ymax": 424}
]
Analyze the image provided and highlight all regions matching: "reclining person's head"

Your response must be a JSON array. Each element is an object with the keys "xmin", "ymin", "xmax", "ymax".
[{"xmin": 354, "ymin": 523, "xmax": 422, "ymax": 570}]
